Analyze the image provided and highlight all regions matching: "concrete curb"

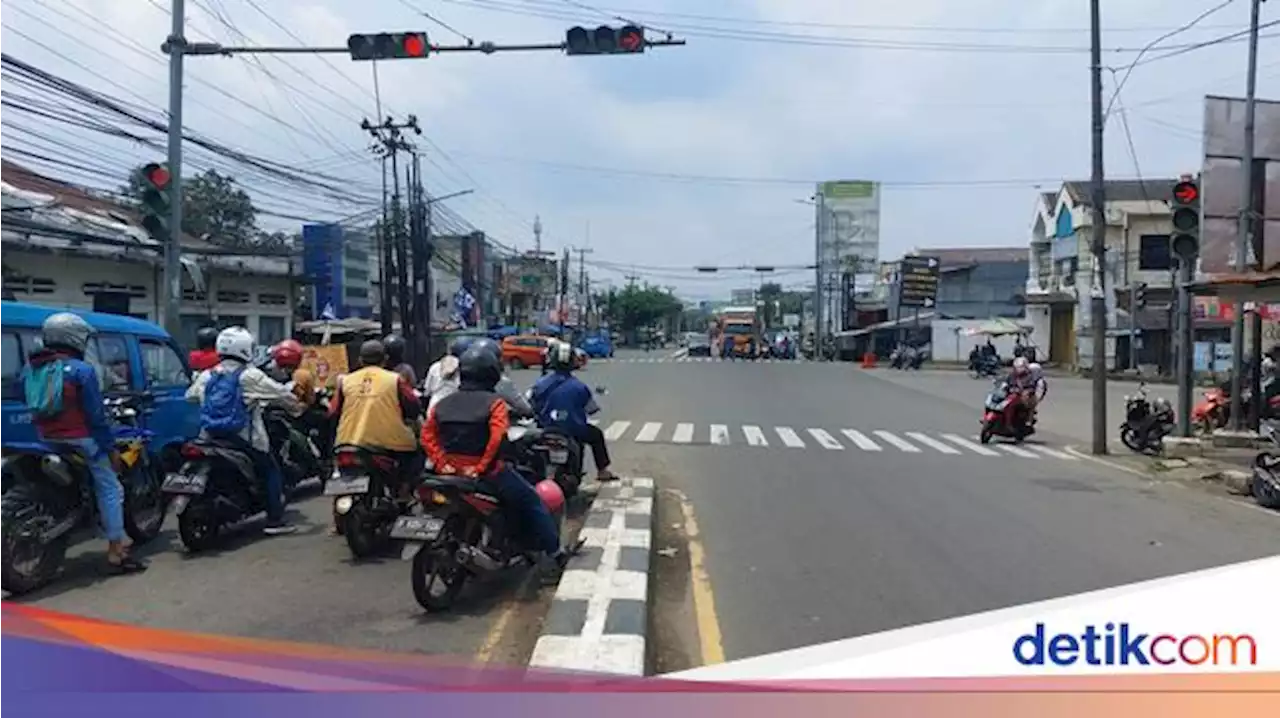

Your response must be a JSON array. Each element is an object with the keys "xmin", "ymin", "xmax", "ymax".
[
  {"xmin": 1201, "ymin": 468, "xmax": 1254, "ymax": 495},
  {"xmin": 528, "ymin": 477, "xmax": 654, "ymax": 676}
]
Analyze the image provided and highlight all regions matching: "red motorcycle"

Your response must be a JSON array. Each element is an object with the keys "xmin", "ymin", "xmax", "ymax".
[
  {"xmin": 1192, "ymin": 388, "xmax": 1229, "ymax": 434},
  {"xmin": 980, "ymin": 383, "xmax": 1035, "ymax": 444}
]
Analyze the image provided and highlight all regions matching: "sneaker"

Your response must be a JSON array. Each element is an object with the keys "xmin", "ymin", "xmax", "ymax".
[{"xmin": 263, "ymin": 521, "xmax": 297, "ymax": 536}]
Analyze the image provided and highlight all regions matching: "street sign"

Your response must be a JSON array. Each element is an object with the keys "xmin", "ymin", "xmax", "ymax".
[{"xmin": 898, "ymin": 255, "xmax": 941, "ymax": 309}]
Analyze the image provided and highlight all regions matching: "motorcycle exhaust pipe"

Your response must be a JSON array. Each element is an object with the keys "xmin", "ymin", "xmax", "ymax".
[{"xmin": 455, "ymin": 545, "xmax": 504, "ymax": 572}]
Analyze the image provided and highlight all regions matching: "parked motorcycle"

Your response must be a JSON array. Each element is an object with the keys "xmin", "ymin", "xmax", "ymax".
[
  {"xmin": 970, "ymin": 355, "xmax": 1000, "ymax": 379},
  {"xmin": 1193, "ymin": 387, "xmax": 1231, "ymax": 435},
  {"xmin": 1251, "ymin": 420, "xmax": 1280, "ymax": 509},
  {"xmin": 394, "ymin": 471, "xmax": 567, "ymax": 612},
  {"xmin": 979, "ymin": 382, "xmax": 1035, "ymax": 444},
  {"xmin": 326, "ymin": 444, "xmax": 418, "ymax": 558},
  {"xmin": 2, "ymin": 394, "xmax": 167, "ymax": 593},
  {"xmin": 1119, "ymin": 382, "xmax": 1175, "ymax": 455}
]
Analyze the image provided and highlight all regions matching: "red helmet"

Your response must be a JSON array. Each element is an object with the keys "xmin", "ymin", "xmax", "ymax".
[
  {"xmin": 534, "ymin": 479, "xmax": 565, "ymax": 514},
  {"xmin": 272, "ymin": 339, "xmax": 304, "ymax": 369}
]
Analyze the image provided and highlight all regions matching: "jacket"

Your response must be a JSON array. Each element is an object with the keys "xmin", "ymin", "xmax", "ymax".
[
  {"xmin": 186, "ymin": 360, "xmax": 300, "ymax": 452},
  {"xmin": 188, "ymin": 349, "xmax": 219, "ymax": 372},
  {"xmin": 329, "ymin": 365, "xmax": 420, "ymax": 452},
  {"xmin": 424, "ymin": 357, "xmax": 461, "ymax": 414},
  {"xmin": 530, "ymin": 371, "xmax": 595, "ymax": 435},
  {"xmin": 24, "ymin": 348, "xmax": 114, "ymax": 455},
  {"xmin": 421, "ymin": 389, "xmax": 508, "ymax": 477}
]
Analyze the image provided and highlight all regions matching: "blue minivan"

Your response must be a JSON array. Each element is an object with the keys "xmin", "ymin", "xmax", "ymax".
[{"xmin": 2, "ymin": 301, "xmax": 200, "ymax": 469}]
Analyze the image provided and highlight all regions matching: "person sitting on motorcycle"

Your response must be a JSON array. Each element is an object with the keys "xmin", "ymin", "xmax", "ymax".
[
  {"xmin": 328, "ymin": 340, "xmax": 423, "ymax": 475},
  {"xmin": 383, "ymin": 333, "xmax": 418, "ymax": 386},
  {"xmin": 999, "ymin": 357, "xmax": 1037, "ymax": 427},
  {"xmin": 21, "ymin": 313, "xmax": 148, "ymax": 575},
  {"xmin": 530, "ymin": 341, "xmax": 618, "ymax": 482},
  {"xmin": 421, "ymin": 346, "xmax": 574, "ymax": 577},
  {"xmin": 425, "ymin": 337, "xmax": 472, "ymax": 414},
  {"xmin": 266, "ymin": 339, "xmax": 327, "ymax": 477},
  {"xmin": 186, "ymin": 327, "xmax": 300, "ymax": 536},
  {"xmin": 188, "ymin": 326, "xmax": 220, "ymax": 373},
  {"xmin": 472, "ymin": 337, "xmax": 535, "ymax": 419}
]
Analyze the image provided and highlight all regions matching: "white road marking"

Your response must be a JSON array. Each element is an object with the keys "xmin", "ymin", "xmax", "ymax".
[
  {"xmin": 807, "ymin": 428, "xmax": 844, "ymax": 450},
  {"xmin": 604, "ymin": 420, "xmax": 632, "ymax": 441},
  {"xmin": 635, "ymin": 422, "xmax": 663, "ymax": 442},
  {"xmin": 672, "ymin": 423, "xmax": 695, "ymax": 444},
  {"xmin": 840, "ymin": 429, "xmax": 882, "ymax": 451},
  {"xmin": 775, "ymin": 427, "xmax": 806, "ymax": 448},
  {"xmin": 905, "ymin": 432, "xmax": 961, "ymax": 454},
  {"xmin": 742, "ymin": 425, "xmax": 769, "ymax": 446},
  {"xmin": 709, "ymin": 424, "xmax": 731, "ymax": 446},
  {"xmin": 873, "ymin": 430, "xmax": 921, "ymax": 453},
  {"xmin": 1028, "ymin": 445, "xmax": 1077, "ymax": 460},
  {"xmin": 941, "ymin": 433, "xmax": 1001, "ymax": 456},
  {"xmin": 997, "ymin": 444, "xmax": 1040, "ymax": 458}
]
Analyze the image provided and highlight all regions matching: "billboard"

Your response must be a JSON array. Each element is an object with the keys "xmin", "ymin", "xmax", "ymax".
[
  {"xmin": 816, "ymin": 181, "xmax": 881, "ymax": 274},
  {"xmin": 1200, "ymin": 95, "xmax": 1280, "ymax": 273}
]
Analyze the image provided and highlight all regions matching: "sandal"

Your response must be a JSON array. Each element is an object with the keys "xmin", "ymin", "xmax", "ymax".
[{"xmin": 106, "ymin": 555, "xmax": 148, "ymax": 575}]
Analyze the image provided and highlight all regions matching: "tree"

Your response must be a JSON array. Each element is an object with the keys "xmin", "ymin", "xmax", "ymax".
[
  {"xmin": 601, "ymin": 283, "xmax": 681, "ymax": 335},
  {"xmin": 758, "ymin": 282, "xmax": 782, "ymax": 328},
  {"xmin": 123, "ymin": 166, "xmax": 258, "ymax": 247}
]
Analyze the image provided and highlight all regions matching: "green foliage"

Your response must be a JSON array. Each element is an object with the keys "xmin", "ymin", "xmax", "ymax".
[
  {"xmin": 122, "ymin": 166, "xmax": 258, "ymax": 247},
  {"xmin": 598, "ymin": 283, "xmax": 682, "ymax": 332}
]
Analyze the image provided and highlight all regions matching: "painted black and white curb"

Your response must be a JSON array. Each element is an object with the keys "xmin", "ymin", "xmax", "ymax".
[{"xmin": 528, "ymin": 477, "xmax": 655, "ymax": 675}]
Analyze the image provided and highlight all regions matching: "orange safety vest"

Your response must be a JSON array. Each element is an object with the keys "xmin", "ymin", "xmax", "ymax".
[{"xmin": 335, "ymin": 366, "xmax": 417, "ymax": 452}]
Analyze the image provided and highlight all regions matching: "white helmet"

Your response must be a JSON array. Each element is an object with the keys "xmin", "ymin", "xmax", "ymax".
[
  {"xmin": 547, "ymin": 339, "xmax": 575, "ymax": 370},
  {"xmin": 1012, "ymin": 356, "xmax": 1029, "ymax": 374},
  {"xmin": 215, "ymin": 326, "xmax": 254, "ymax": 362}
]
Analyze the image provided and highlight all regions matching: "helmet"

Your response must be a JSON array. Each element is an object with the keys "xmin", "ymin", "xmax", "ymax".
[
  {"xmin": 196, "ymin": 326, "xmax": 219, "ymax": 350},
  {"xmin": 41, "ymin": 312, "xmax": 94, "ymax": 354},
  {"xmin": 547, "ymin": 340, "xmax": 575, "ymax": 371},
  {"xmin": 472, "ymin": 337, "xmax": 502, "ymax": 362},
  {"xmin": 449, "ymin": 336, "xmax": 475, "ymax": 358},
  {"xmin": 534, "ymin": 478, "xmax": 565, "ymax": 514},
  {"xmin": 1264, "ymin": 356, "xmax": 1277, "ymax": 375},
  {"xmin": 359, "ymin": 340, "xmax": 386, "ymax": 367},
  {"xmin": 383, "ymin": 333, "xmax": 406, "ymax": 361},
  {"xmin": 1012, "ymin": 357, "xmax": 1029, "ymax": 374},
  {"xmin": 272, "ymin": 339, "xmax": 304, "ymax": 369},
  {"xmin": 458, "ymin": 345, "xmax": 501, "ymax": 389},
  {"xmin": 215, "ymin": 326, "xmax": 254, "ymax": 362},
  {"xmin": 1028, "ymin": 361, "xmax": 1042, "ymax": 375}
]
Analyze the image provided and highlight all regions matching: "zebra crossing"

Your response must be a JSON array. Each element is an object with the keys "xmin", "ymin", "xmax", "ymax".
[{"xmin": 590, "ymin": 419, "xmax": 1078, "ymax": 460}]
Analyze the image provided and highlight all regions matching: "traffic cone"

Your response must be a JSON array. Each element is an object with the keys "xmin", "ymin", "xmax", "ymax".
[{"xmin": 861, "ymin": 352, "xmax": 876, "ymax": 368}]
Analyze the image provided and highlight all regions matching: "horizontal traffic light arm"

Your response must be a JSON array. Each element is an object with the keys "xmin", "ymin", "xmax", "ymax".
[{"xmin": 177, "ymin": 38, "xmax": 687, "ymax": 58}]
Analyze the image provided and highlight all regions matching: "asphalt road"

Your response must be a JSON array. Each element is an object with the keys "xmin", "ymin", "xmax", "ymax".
[{"xmin": 578, "ymin": 353, "xmax": 1280, "ymax": 668}]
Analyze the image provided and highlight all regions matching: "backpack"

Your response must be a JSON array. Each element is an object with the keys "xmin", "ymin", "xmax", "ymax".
[
  {"xmin": 23, "ymin": 359, "xmax": 66, "ymax": 419},
  {"xmin": 200, "ymin": 366, "xmax": 249, "ymax": 436}
]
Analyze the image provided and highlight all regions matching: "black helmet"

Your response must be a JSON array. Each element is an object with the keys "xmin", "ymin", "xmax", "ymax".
[
  {"xmin": 196, "ymin": 326, "xmax": 219, "ymax": 350},
  {"xmin": 458, "ymin": 345, "xmax": 501, "ymax": 390},
  {"xmin": 359, "ymin": 340, "xmax": 386, "ymax": 367},
  {"xmin": 449, "ymin": 336, "xmax": 476, "ymax": 358},
  {"xmin": 383, "ymin": 333, "xmax": 407, "ymax": 362},
  {"xmin": 472, "ymin": 337, "xmax": 502, "ymax": 362}
]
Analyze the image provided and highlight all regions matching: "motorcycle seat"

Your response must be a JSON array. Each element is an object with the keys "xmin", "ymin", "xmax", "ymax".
[
  {"xmin": 333, "ymin": 444, "xmax": 399, "ymax": 457},
  {"xmin": 420, "ymin": 474, "xmax": 486, "ymax": 495}
]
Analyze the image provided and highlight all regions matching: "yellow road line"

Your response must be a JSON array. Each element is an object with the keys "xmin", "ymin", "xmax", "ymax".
[
  {"xmin": 679, "ymin": 494, "xmax": 726, "ymax": 666},
  {"xmin": 474, "ymin": 577, "xmax": 531, "ymax": 664}
]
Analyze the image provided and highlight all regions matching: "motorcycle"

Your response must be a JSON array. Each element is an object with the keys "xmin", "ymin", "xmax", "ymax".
[
  {"xmin": 2, "ymin": 394, "xmax": 167, "ymax": 594},
  {"xmin": 1252, "ymin": 420, "xmax": 1280, "ymax": 509},
  {"xmin": 970, "ymin": 355, "xmax": 1000, "ymax": 379},
  {"xmin": 979, "ymin": 382, "xmax": 1035, "ymax": 444},
  {"xmin": 1119, "ymin": 382, "xmax": 1175, "ymax": 455},
  {"xmin": 1193, "ymin": 387, "xmax": 1230, "ymax": 435},
  {"xmin": 326, "ymin": 444, "xmax": 419, "ymax": 558},
  {"xmin": 508, "ymin": 419, "xmax": 586, "ymax": 503},
  {"xmin": 394, "ymin": 471, "xmax": 567, "ymax": 612}
]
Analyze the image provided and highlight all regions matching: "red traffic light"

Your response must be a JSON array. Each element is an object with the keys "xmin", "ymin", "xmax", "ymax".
[
  {"xmin": 1173, "ymin": 180, "xmax": 1199, "ymax": 205},
  {"xmin": 618, "ymin": 25, "xmax": 644, "ymax": 52},
  {"xmin": 143, "ymin": 163, "xmax": 170, "ymax": 189},
  {"xmin": 402, "ymin": 33, "xmax": 427, "ymax": 57}
]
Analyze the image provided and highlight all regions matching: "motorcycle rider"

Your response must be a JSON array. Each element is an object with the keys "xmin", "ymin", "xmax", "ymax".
[
  {"xmin": 530, "ymin": 341, "xmax": 618, "ymax": 482},
  {"xmin": 999, "ymin": 357, "xmax": 1037, "ymax": 428},
  {"xmin": 21, "ymin": 313, "xmax": 147, "ymax": 574},
  {"xmin": 472, "ymin": 337, "xmax": 535, "ymax": 418},
  {"xmin": 265, "ymin": 339, "xmax": 325, "ymax": 478},
  {"xmin": 384, "ymin": 333, "xmax": 418, "ymax": 386},
  {"xmin": 1028, "ymin": 361, "xmax": 1048, "ymax": 423},
  {"xmin": 186, "ymin": 327, "xmax": 301, "ymax": 535},
  {"xmin": 328, "ymin": 340, "xmax": 423, "ymax": 474},
  {"xmin": 188, "ymin": 326, "xmax": 220, "ymax": 372},
  {"xmin": 420, "ymin": 345, "xmax": 574, "ymax": 578},
  {"xmin": 425, "ymin": 337, "xmax": 472, "ymax": 414}
]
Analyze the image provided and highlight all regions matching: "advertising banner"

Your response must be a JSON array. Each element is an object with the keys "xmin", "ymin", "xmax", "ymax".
[
  {"xmin": 1201, "ymin": 96, "xmax": 1280, "ymax": 273},
  {"xmin": 816, "ymin": 180, "xmax": 881, "ymax": 274}
]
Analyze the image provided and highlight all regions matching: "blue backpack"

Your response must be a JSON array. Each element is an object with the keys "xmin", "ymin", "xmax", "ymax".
[
  {"xmin": 200, "ymin": 366, "xmax": 249, "ymax": 436},
  {"xmin": 23, "ymin": 360, "xmax": 66, "ymax": 419}
]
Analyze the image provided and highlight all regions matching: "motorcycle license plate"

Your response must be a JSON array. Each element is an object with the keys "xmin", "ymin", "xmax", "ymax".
[
  {"xmin": 389, "ymin": 515, "xmax": 444, "ymax": 541},
  {"xmin": 324, "ymin": 475, "xmax": 370, "ymax": 496},
  {"xmin": 162, "ymin": 472, "xmax": 207, "ymax": 495},
  {"xmin": 548, "ymin": 448, "xmax": 569, "ymax": 465}
]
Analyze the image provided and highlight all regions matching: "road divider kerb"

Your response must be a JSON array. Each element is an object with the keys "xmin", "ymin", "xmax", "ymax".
[{"xmin": 528, "ymin": 477, "xmax": 655, "ymax": 675}]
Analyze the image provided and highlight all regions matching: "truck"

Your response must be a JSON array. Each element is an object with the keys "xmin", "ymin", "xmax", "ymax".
[{"xmin": 716, "ymin": 306, "xmax": 762, "ymax": 359}]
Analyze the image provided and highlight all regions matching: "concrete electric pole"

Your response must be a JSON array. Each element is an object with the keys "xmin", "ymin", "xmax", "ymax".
[{"xmin": 1088, "ymin": 0, "xmax": 1109, "ymax": 455}]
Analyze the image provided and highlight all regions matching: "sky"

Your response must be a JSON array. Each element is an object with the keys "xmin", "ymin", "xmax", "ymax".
[{"xmin": 2, "ymin": 0, "xmax": 1279, "ymax": 301}]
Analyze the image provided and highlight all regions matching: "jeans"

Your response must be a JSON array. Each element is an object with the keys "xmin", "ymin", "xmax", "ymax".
[
  {"xmin": 217, "ymin": 434, "xmax": 285, "ymax": 522},
  {"xmin": 577, "ymin": 424, "xmax": 611, "ymax": 472},
  {"xmin": 488, "ymin": 466, "xmax": 560, "ymax": 555},
  {"xmin": 54, "ymin": 438, "xmax": 124, "ymax": 542}
]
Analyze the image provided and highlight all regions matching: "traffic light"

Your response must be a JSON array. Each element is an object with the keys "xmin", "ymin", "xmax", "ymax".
[
  {"xmin": 136, "ymin": 162, "xmax": 172, "ymax": 240},
  {"xmin": 1133, "ymin": 282, "xmax": 1148, "ymax": 309},
  {"xmin": 346, "ymin": 32, "xmax": 429, "ymax": 61},
  {"xmin": 1170, "ymin": 178, "xmax": 1200, "ymax": 261},
  {"xmin": 565, "ymin": 25, "xmax": 645, "ymax": 56}
]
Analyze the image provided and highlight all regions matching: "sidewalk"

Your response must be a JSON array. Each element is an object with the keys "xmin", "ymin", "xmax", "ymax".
[{"xmin": 1099, "ymin": 438, "xmax": 1277, "ymax": 513}]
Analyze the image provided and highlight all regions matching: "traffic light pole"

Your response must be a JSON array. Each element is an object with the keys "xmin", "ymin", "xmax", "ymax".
[{"xmin": 162, "ymin": 0, "xmax": 187, "ymax": 339}]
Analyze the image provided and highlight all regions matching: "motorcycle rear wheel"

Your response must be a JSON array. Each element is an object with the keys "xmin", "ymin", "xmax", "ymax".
[
  {"xmin": 177, "ymin": 500, "xmax": 221, "ymax": 553},
  {"xmin": 1, "ymin": 484, "xmax": 68, "ymax": 595},
  {"xmin": 342, "ymin": 500, "xmax": 389, "ymax": 559},
  {"xmin": 411, "ymin": 530, "xmax": 467, "ymax": 612}
]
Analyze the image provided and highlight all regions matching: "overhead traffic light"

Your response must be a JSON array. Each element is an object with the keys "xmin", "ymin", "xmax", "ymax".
[
  {"xmin": 1170, "ymin": 178, "xmax": 1200, "ymax": 262},
  {"xmin": 346, "ymin": 32, "xmax": 430, "ymax": 61},
  {"xmin": 136, "ymin": 162, "xmax": 172, "ymax": 240},
  {"xmin": 565, "ymin": 25, "xmax": 645, "ymax": 56}
]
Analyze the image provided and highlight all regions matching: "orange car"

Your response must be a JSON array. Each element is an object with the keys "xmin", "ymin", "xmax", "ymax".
[{"xmin": 501, "ymin": 335, "xmax": 588, "ymax": 370}]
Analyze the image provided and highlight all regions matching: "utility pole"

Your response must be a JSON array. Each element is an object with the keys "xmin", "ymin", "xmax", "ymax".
[
  {"xmin": 363, "ymin": 115, "xmax": 421, "ymax": 340},
  {"xmin": 1236, "ymin": 0, "xmax": 1265, "ymax": 432},
  {"xmin": 572, "ymin": 246, "xmax": 593, "ymax": 297},
  {"xmin": 160, "ymin": 0, "xmax": 188, "ymax": 338},
  {"xmin": 409, "ymin": 152, "xmax": 432, "ymax": 371},
  {"xmin": 1088, "ymin": 0, "xmax": 1109, "ymax": 455},
  {"xmin": 814, "ymin": 193, "xmax": 825, "ymax": 341}
]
